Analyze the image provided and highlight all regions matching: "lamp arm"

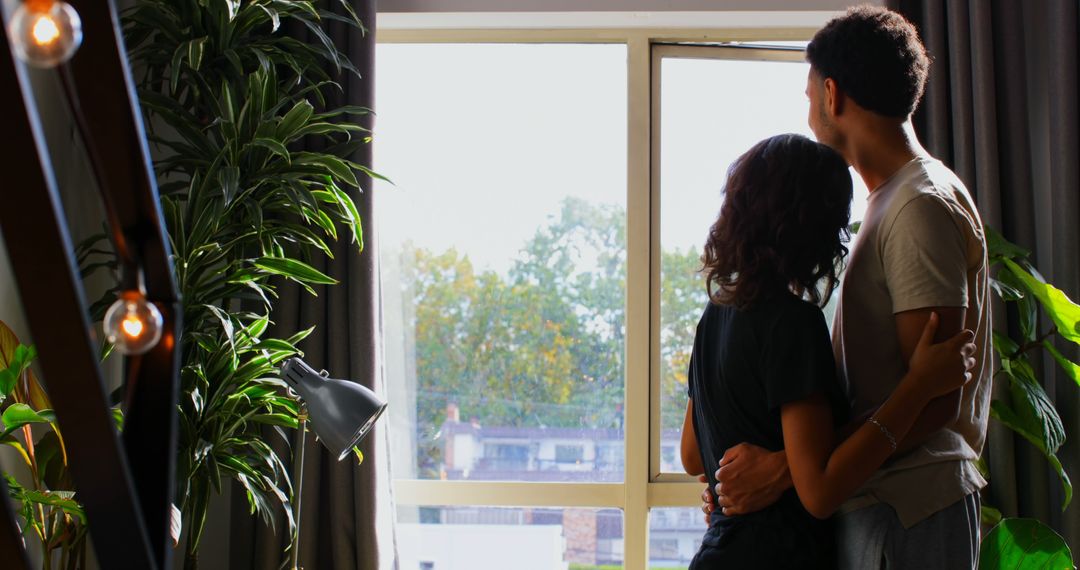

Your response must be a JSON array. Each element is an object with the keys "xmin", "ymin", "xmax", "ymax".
[{"xmin": 289, "ymin": 402, "xmax": 308, "ymax": 570}]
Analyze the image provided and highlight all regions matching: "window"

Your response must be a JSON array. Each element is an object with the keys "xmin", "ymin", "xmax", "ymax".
[
  {"xmin": 653, "ymin": 44, "xmax": 869, "ymax": 479},
  {"xmin": 484, "ymin": 443, "xmax": 530, "ymax": 471},
  {"xmin": 378, "ymin": 17, "xmax": 852, "ymax": 569},
  {"xmin": 379, "ymin": 43, "xmax": 627, "ymax": 486},
  {"xmin": 555, "ymin": 445, "xmax": 586, "ymax": 464}
]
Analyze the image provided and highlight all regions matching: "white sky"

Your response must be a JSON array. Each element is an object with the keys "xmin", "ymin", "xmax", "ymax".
[{"xmin": 374, "ymin": 44, "xmax": 868, "ymax": 274}]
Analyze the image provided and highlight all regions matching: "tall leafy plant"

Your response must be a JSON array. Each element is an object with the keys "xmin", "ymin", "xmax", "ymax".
[
  {"xmin": 122, "ymin": 0, "xmax": 375, "ymax": 565},
  {"xmin": 978, "ymin": 227, "xmax": 1080, "ymax": 567}
]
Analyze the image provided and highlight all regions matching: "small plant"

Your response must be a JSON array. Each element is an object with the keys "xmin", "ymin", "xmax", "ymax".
[{"xmin": 0, "ymin": 320, "xmax": 95, "ymax": 569}]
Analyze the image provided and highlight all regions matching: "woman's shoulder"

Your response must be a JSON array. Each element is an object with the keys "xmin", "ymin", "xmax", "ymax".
[{"xmin": 701, "ymin": 292, "xmax": 825, "ymax": 330}]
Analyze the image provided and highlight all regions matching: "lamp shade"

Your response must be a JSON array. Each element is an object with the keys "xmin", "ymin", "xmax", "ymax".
[{"xmin": 280, "ymin": 358, "xmax": 387, "ymax": 461}]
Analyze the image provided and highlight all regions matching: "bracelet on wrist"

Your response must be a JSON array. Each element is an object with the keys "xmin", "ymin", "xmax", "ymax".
[{"xmin": 867, "ymin": 416, "xmax": 898, "ymax": 451}]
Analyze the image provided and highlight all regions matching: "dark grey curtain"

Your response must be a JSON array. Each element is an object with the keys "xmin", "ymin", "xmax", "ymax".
[
  {"xmin": 889, "ymin": 0, "xmax": 1080, "ymax": 548},
  {"xmin": 228, "ymin": 1, "xmax": 392, "ymax": 568}
]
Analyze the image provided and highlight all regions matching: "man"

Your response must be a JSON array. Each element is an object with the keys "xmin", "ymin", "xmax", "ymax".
[{"xmin": 700, "ymin": 6, "xmax": 992, "ymax": 568}]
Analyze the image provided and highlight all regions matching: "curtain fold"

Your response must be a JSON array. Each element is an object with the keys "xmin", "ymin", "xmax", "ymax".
[
  {"xmin": 228, "ymin": 1, "xmax": 397, "ymax": 568},
  {"xmin": 889, "ymin": 0, "xmax": 1080, "ymax": 548}
]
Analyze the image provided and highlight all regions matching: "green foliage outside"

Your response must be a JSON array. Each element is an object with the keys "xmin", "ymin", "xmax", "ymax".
[{"xmin": 403, "ymin": 198, "xmax": 704, "ymax": 476}]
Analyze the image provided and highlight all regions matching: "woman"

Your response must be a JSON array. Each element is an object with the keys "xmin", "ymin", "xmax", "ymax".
[{"xmin": 680, "ymin": 134, "xmax": 975, "ymax": 569}]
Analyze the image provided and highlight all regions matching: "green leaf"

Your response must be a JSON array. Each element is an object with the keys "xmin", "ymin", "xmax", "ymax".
[
  {"xmin": 1044, "ymin": 341, "xmax": 1080, "ymax": 388},
  {"xmin": 251, "ymin": 414, "xmax": 298, "ymax": 429},
  {"xmin": 219, "ymin": 166, "xmax": 240, "ymax": 206},
  {"xmin": 276, "ymin": 100, "xmax": 314, "ymax": 141},
  {"xmin": 981, "ymin": 504, "xmax": 1002, "ymax": 528},
  {"xmin": 998, "ymin": 265, "xmax": 1037, "ymax": 342},
  {"xmin": 249, "ymin": 138, "xmax": 291, "ymax": 163},
  {"xmin": 253, "ymin": 257, "xmax": 337, "ymax": 285},
  {"xmin": 19, "ymin": 489, "xmax": 86, "ymax": 524},
  {"xmin": 0, "ymin": 321, "xmax": 48, "ymax": 409},
  {"xmin": 225, "ymin": 0, "xmax": 240, "ymax": 21},
  {"xmin": 992, "ymin": 330, "xmax": 1020, "ymax": 358},
  {"xmin": 353, "ymin": 447, "xmax": 364, "ymax": 465},
  {"xmin": 295, "ymin": 153, "xmax": 358, "ymax": 187},
  {"xmin": 1003, "ymin": 259, "xmax": 1080, "ymax": 345},
  {"xmin": 204, "ymin": 304, "xmax": 236, "ymax": 356},
  {"xmin": 986, "ymin": 226, "xmax": 1031, "ymax": 261},
  {"xmin": 188, "ymin": 37, "xmax": 208, "ymax": 71},
  {"xmin": 326, "ymin": 183, "xmax": 364, "ymax": 250},
  {"xmin": 257, "ymin": 5, "xmax": 280, "ymax": 32},
  {"xmin": 989, "ymin": 277, "xmax": 1024, "ymax": 302},
  {"xmin": 991, "ymin": 361, "xmax": 1071, "ymax": 509},
  {"xmin": 1, "ymin": 403, "xmax": 52, "ymax": 436},
  {"xmin": 1, "ymin": 434, "xmax": 31, "ymax": 468},
  {"xmin": 980, "ymin": 518, "xmax": 1073, "ymax": 570}
]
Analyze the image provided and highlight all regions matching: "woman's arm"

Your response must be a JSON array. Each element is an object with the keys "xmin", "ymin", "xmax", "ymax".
[
  {"xmin": 781, "ymin": 313, "xmax": 974, "ymax": 519},
  {"xmin": 681, "ymin": 399, "xmax": 705, "ymax": 476}
]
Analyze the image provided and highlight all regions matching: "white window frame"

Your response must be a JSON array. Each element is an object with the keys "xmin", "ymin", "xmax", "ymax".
[{"xmin": 379, "ymin": 13, "xmax": 831, "ymax": 570}]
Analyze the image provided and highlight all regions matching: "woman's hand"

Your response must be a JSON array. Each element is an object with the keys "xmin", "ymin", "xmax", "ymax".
[{"xmin": 906, "ymin": 312, "xmax": 977, "ymax": 399}]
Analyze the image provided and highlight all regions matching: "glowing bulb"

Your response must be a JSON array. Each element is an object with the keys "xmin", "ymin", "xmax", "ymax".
[
  {"xmin": 121, "ymin": 315, "xmax": 144, "ymax": 338},
  {"xmin": 8, "ymin": 1, "xmax": 82, "ymax": 68},
  {"xmin": 31, "ymin": 15, "xmax": 60, "ymax": 45},
  {"xmin": 104, "ymin": 292, "xmax": 163, "ymax": 355}
]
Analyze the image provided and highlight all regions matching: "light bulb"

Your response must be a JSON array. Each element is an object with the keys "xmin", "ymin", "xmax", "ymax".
[
  {"xmin": 8, "ymin": 1, "xmax": 82, "ymax": 68},
  {"xmin": 104, "ymin": 292, "xmax": 163, "ymax": 355}
]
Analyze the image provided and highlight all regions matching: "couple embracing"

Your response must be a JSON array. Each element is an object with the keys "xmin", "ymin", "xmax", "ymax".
[{"xmin": 680, "ymin": 6, "xmax": 991, "ymax": 569}]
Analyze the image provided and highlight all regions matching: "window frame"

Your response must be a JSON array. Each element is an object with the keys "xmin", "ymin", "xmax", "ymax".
[{"xmin": 377, "ymin": 19, "xmax": 824, "ymax": 570}]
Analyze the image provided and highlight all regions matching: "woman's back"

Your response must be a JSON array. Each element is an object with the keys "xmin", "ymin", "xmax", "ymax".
[{"xmin": 687, "ymin": 293, "xmax": 847, "ymax": 569}]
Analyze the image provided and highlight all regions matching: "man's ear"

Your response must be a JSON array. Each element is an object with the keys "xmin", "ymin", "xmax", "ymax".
[{"xmin": 823, "ymin": 77, "xmax": 845, "ymax": 118}]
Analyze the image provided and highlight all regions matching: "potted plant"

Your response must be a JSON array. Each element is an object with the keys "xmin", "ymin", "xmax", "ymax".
[{"xmin": 121, "ymin": 0, "xmax": 376, "ymax": 565}]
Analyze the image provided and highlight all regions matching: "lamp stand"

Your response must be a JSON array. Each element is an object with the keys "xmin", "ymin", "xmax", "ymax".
[{"xmin": 289, "ymin": 401, "xmax": 308, "ymax": 570}]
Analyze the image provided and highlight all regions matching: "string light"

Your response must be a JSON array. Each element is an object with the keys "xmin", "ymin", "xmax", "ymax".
[
  {"xmin": 8, "ymin": 0, "xmax": 82, "ymax": 68},
  {"xmin": 103, "ymin": 291, "xmax": 163, "ymax": 356}
]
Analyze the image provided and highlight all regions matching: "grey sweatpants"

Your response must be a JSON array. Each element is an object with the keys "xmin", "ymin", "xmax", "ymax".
[{"xmin": 836, "ymin": 492, "xmax": 980, "ymax": 570}]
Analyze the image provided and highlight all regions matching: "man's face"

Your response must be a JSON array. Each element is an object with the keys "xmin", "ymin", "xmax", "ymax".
[{"xmin": 805, "ymin": 69, "xmax": 837, "ymax": 148}]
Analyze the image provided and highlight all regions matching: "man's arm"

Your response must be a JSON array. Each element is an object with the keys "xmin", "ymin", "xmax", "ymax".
[
  {"xmin": 709, "ymin": 307, "xmax": 970, "ymax": 516},
  {"xmin": 889, "ymin": 306, "xmax": 967, "ymax": 453}
]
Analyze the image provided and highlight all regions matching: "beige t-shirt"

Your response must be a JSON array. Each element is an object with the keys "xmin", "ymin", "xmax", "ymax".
[{"xmin": 833, "ymin": 156, "xmax": 992, "ymax": 528}]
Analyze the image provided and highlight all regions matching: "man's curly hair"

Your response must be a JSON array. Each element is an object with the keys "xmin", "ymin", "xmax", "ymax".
[
  {"xmin": 702, "ymin": 134, "xmax": 852, "ymax": 309},
  {"xmin": 806, "ymin": 5, "xmax": 930, "ymax": 118}
]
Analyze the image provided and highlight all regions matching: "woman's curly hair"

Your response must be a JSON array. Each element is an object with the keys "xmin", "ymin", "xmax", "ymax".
[{"xmin": 702, "ymin": 134, "xmax": 853, "ymax": 309}]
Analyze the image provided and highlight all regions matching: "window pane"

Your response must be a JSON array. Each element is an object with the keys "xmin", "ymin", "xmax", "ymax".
[
  {"xmin": 657, "ymin": 55, "xmax": 867, "ymax": 470},
  {"xmin": 377, "ymin": 44, "xmax": 628, "ymax": 483},
  {"xmin": 398, "ymin": 505, "xmax": 624, "ymax": 569},
  {"xmin": 649, "ymin": 507, "xmax": 708, "ymax": 568}
]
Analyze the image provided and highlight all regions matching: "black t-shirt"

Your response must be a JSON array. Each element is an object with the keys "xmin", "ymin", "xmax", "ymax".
[{"xmin": 687, "ymin": 293, "xmax": 849, "ymax": 568}]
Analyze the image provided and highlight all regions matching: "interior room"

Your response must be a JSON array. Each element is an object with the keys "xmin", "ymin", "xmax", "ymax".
[{"xmin": 1, "ymin": 0, "xmax": 1077, "ymax": 568}]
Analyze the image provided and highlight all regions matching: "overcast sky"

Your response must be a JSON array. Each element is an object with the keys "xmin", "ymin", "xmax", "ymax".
[{"xmin": 374, "ymin": 43, "xmax": 868, "ymax": 275}]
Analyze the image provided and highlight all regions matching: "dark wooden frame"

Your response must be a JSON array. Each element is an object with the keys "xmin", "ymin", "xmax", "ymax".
[{"xmin": 0, "ymin": 0, "xmax": 180, "ymax": 568}]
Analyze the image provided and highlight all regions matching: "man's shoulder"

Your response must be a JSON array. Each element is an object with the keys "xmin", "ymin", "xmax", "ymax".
[
  {"xmin": 887, "ymin": 158, "xmax": 967, "ymax": 209},
  {"xmin": 882, "ymin": 159, "xmax": 982, "ymax": 236}
]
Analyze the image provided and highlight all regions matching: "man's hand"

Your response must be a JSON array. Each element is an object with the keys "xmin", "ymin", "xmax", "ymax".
[
  {"xmin": 713, "ymin": 443, "xmax": 791, "ymax": 516},
  {"xmin": 699, "ymin": 475, "xmax": 715, "ymax": 524}
]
